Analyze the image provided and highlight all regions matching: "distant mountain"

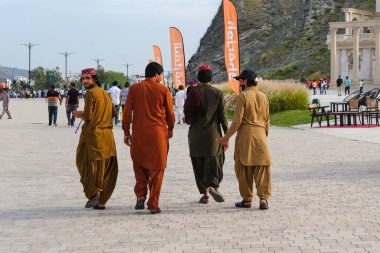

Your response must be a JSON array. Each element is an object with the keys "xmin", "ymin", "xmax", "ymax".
[{"xmin": 0, "ymin": 66, "xmax": 28, "ymax": 80}]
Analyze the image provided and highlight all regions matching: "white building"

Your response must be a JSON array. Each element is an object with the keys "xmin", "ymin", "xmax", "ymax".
[
  {"xmin": 132, "ymin": 74, "xmax": 145, "ymax": 83},
  {"xmin": 327, "ymin": 3, "xmax": 380, "ymax": 88}
]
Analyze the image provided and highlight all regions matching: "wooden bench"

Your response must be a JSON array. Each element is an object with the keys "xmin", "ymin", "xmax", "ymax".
[{"xmin": 308, "ymin": 104, "xmax": 330, "ymax": 127}]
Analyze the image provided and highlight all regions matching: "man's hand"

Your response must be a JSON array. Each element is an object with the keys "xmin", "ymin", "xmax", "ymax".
[
  {"xmin": 124, "ymin": 134, "xmax": 132, "ymax": 147},
  {"xmin": 217, "ymin": 136, "xmax": 229, "ymax": 151},
  {"xmin": 168, "ymin": 130, "xmax": 173, "ymax": 139},
  {"xmin": 72, "ymin": 111, "xmax": 83, "ymax": 118}
]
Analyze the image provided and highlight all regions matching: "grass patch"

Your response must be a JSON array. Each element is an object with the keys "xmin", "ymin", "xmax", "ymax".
[
  {"xmin": 269, "ymin": 110, "xmax": 311, "ymax": 127},
  {"xmin": 227, "ymin": 109, "xmax": 310, "ymax": 127},
  {"xmin": 227, "ymin": 109, "xmax": 333, "ymax": 127}
]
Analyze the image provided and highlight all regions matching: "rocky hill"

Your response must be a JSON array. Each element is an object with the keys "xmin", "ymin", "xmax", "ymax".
[
  {"xmin": 0, "ymin": 66, "xmax": 28, "ymax": 80},
  {"xmin": 186, "ymin": 0, "xmax": 375, "ymax": 82}
]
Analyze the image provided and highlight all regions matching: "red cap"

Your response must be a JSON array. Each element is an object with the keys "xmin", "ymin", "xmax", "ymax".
[
  {"xmin": 81, "ymin": 68, "xmax": 97, "ymax": 75},
  {"xmin": 198, "ymin": 65, "xmax": 212, "ymax": 72}
]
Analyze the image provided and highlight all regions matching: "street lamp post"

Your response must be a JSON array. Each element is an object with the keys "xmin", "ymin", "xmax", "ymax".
[
  {"xmin": 122, "ymin": 63, "xmax": 133, "ymax": 81},
  {"xmin": 92, "ymin": 58, "xmax": 104, "ymax": 70},
  {"xmin": 59, "ymin": 51, "xmax": 73, "ymax": 84},
  {"xmin": 56, "ymin": 67, "xmax": 60, "ymax": 85},
  {"xmin": 21, "ymin": 42, "xmax": 39, "ymax": 88}
]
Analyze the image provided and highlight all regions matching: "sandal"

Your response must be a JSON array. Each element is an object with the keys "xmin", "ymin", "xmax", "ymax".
[
  {"xmin": 208, "ymin": 187, "xmax": 225, "ymax": 203},
  {"xmin": 259, "ymin": 199, "xmax": 268, "ymax": 210},
  {"xmin": 235, "ymin": 200, "xmax": 252, "ymax": 208},
  {"xmin": 85, "ymin": 194, "xmax": 99, "ymax": 208},
  {"xmin": 135, "ymin": 197, "xmax": 146, "ymax": 210},
  {"xmin": 93, "ymin": 204, "xmax": 106, "ymax": 210},
  {"xmin": 199, "ymin": 195, "xmax": 209, "ymax": 204},
  {"xmin": 149, "ymin": 207, "xmax": 161, "ymax": 214}
]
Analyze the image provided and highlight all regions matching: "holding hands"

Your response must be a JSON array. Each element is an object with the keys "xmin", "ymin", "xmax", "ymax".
[{"xmin": 218, "ymin": 136, "xmax": 229, "ymax": 151}]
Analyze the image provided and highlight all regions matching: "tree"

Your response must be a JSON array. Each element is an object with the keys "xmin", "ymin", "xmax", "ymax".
[
  {"xmin": 96, "ymin": 67, "xmax": 127, "ymax": 89},
  {"xmin": 30, "ymin": 67, "xmax": 63, "ymax": 90}
]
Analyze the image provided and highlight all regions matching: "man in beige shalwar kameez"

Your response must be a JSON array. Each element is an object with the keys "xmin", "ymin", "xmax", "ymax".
[{"xmin": 219, "ymin": 70, "xmax": 272, "ymax": 210}]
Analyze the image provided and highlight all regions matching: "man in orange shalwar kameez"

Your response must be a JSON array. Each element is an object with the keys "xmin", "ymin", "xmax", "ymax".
[{"xmin": 122, "ymin": 62, "xmax": 175, "ymax": 214}]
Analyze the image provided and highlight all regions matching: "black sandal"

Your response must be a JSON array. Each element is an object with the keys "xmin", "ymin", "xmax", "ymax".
[
  {"xmin": 235, "ymin": 200, "xmax": 252, "ymax": 208},
  {"xmin": 85, "ymin": 194, "xmax": 99, "ymax": 208},
  {"xmin": 135, "ymin": 197, "xmax": 146, "ymax": 210},
  {"xmin": 199, "ymin": 195, "xmax": 209, "ymax": 204},
  {"xmin": 208, "ymin": 187, "xmax": 225, "ymax": 203}
]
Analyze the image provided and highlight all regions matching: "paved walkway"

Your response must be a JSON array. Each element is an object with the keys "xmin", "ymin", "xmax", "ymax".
[{"xmin": 1, "ymin": 99, "xmax": 380, "ymax": 253}]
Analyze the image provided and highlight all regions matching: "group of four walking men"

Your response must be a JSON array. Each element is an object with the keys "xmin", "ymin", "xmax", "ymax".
[{"xmin": 73, "ymin": 62, "xmax": 272, "ymax": 214}]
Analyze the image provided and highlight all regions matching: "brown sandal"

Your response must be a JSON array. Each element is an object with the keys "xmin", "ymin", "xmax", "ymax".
[
  {"xmin": 93, "ymin": 204, "xmax": 106, "ymax": 210},
  {"xmin": 259, "ymin": 199, "xmax": 268, "ymax": 210}
]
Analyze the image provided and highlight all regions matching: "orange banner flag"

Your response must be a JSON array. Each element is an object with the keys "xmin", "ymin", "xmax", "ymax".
[
  {"xmin": 153, "ymin": 45, "xmax": 163, "ymax": 66},
  {"xmin": 153, "ymin": 45, "xmax": 165, "ymax": 85},
  {"xmin": 223, "ymin": 0, "xmax": 240, "ymax": 94},
  {"xmin": 169, "ymin": 27, "xmax": 186, "ymax": 89}
]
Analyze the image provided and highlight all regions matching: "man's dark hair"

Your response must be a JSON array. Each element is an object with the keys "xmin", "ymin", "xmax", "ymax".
[
  {"xmin": 145, "ymin": 62, "xmax": 163, "ymax": 78},
  {"xmin": 81, "ymin": 75, "xmax": 101, "ymax": 86},
  {"xmin": 93, "ymin": 75, "xmax": 101, "ymax": 86},
  {"xmin": 197, "ymin": 69, "xmax": 212, "ymax": 83},
  {"xmin": 125, "ymin": 81, "xmax": 130, "ymax": 88},
  {"xmin": 178, "ymin": 85, "xmax": 184, "ymax": 90},
  {"xmin": 70, "ymin": 82, "xmax": 76, "ymax": 87},
  {"xmin": 246, "ymin": 78, "xmax": 257, "ymax": 87},
  {"xmin": 50, "ymin": 85, "xmax": 56, "ymax": 89}
]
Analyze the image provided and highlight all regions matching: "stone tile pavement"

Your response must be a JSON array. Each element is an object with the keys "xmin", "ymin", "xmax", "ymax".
[{"xmin": 0, "ymin": 99, "xmax": 379, "ymax": 252}]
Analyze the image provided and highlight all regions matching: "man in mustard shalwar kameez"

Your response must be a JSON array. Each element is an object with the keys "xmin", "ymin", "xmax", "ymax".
[
  {"xmin": 219, "ymin": 70, "xmax": 272, "ymax": 210},
  {"xmin": 73, "ymin": 68, "xmax": 118, "ymax": 210}
]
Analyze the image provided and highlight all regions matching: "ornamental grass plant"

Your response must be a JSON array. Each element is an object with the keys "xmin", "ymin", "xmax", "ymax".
[{"xmin": 214, "ymin": 80, "xmax": 308, "ymax": 113}]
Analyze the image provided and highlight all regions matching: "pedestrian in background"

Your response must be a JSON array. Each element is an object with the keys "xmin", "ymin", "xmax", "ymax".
[
  {"xmin": 120, "ymin": 81, "xmax": 130, "ymax": 111},
  {"xmin": 46, "ymin": 85, "xmax": 62, "ymax": 126},
  {"xmin": 0, "ymin": 84, "xmax": 12, "ymax": 120},
  {"xmin": 175, "ymin": 85, "xmax": 185, "ymax": 124},
  {"xmin": 336, "ymin": 76, "xmax": 343, "ymax": 96},
  {"xmin": 344, "ymin": 76, "xmax": 351, "ymax": 95},
  {"xmin": 66, "ymin": 82, "xmax": 80, "ymax": 126},
  {"xmin": 108, "ymin": 81, "xmax": 121, "ymax": 125}
]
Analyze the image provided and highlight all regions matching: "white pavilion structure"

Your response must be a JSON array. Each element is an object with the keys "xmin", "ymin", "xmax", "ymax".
[{"xmin": 327, "ymin": 1, "xmax": 380, "ymax": 88}]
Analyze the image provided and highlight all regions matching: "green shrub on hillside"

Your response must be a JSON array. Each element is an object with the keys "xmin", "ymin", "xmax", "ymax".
[{"xmin": 244, "ymin": 0, "xmax": 263, "ymax": 10}]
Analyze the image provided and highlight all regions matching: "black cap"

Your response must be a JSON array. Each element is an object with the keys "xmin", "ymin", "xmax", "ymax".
[{"xmin": 234, "ymin": 69, "xmax": 257, "ymax": 81}]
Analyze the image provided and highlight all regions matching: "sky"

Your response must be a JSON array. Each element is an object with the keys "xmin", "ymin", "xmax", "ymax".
[{"xmin": 0, "ymin": 0, "xmax": 221, "ymax": 77}]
